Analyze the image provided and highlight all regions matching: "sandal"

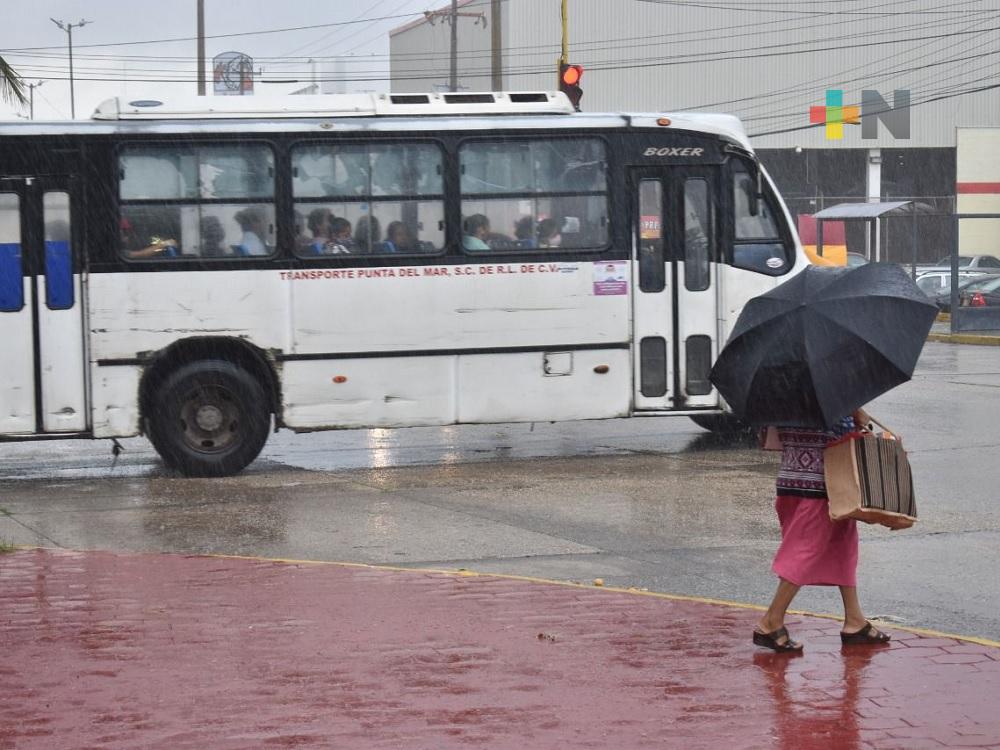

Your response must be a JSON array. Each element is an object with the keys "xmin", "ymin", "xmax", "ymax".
[
  {"xmin": 753, "ymin": 626, "xmax": 803, "ymax": 653},
  {"xmin": 841, "ymin": 621, "xmax": 891, "ymax": 645}
]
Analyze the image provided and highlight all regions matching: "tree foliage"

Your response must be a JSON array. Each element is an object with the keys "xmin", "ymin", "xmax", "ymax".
[{"xmin": 0, "ymin": 56, "xmax": 26, "ymax": 105}]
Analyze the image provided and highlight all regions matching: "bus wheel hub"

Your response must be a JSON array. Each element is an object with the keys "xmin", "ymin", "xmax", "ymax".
[{"xmin": 195, "ymin": 404, "xmax": 225, "ymax": 432}]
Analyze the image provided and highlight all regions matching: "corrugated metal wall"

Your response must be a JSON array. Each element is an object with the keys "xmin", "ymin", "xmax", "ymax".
[{"xmin": 390, "ymin": 0, "xmax": 1000, "ymax": 149}]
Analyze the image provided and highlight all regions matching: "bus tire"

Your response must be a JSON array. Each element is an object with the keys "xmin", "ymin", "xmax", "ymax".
[
  {"xmin": 147, "ymin": 360, "xmax": 270, "ymax": 477},
  {"xmin": 689, "ymin": 414, "xmax": 751, "ymax": 434}
]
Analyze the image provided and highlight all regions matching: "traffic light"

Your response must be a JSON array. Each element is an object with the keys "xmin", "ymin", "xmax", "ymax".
[{"xmin": 559, "ymin": 63, "xmax": 583, "ymax": 111}]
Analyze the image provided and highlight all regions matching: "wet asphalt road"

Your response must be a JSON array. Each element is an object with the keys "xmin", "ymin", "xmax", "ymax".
[{"xmin": 2, "ymin": 341, "xmax": 999, "ymax": 640}]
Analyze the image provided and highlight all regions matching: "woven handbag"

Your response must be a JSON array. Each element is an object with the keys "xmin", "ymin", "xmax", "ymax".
[{"xmin": 824, "ymin": 417, "xmax": 917, "ymax": 530}]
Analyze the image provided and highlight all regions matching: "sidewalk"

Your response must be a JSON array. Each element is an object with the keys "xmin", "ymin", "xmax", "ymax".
[
  {"xmin": 928, "ymin": 316, "xmax": 1000, "ymax": 346},
  {"xmin": 2, "ymin": 549, "xmax": 999, "ymax": 749}
]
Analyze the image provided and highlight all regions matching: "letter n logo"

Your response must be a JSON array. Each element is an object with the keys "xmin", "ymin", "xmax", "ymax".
[{"xmin": 861, "ymin": 90, "xmax": 911, "ymax": 140}]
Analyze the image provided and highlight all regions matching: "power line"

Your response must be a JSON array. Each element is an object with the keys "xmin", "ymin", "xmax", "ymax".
[{"xmin": 14, "ymin": 16, "xmax": 1000, "ymax": 85}]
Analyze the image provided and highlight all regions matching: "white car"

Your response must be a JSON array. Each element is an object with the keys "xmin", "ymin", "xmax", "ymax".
[
  {"xmin": 915, "ymin": 269, "xmax": 990, "ymax": 296},
  {"xmin": 913, "ymin": 254, "xmax": 1000, "ymax": 277}
]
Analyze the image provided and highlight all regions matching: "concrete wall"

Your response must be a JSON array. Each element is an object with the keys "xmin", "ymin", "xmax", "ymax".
[{"xmin": 956, "ymin": 128, "xmax": 1000, "ymax": 256}]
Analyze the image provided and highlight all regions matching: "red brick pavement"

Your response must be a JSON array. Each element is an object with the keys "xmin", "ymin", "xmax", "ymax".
[{"xmin": 2, "ymin": 548, "xmax": 999, "ymax": 749}]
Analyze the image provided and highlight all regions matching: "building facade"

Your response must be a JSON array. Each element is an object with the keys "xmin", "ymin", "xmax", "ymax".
[{"xmin": 390, "ymin": 0, "xmax": 1000, "ymax": 262}]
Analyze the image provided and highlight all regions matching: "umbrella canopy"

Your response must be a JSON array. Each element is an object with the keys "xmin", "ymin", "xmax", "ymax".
[{"xmin": 709, "ymin": 263, "xmax": 938, "ymax": 428}]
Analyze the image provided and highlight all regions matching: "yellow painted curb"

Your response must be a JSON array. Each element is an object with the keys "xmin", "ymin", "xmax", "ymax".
[
  {"xmin": 206, "ymin": 552, "xmax": 1000, "ymax": 649},
  {"xmin": 13, "ymin": 545, "xmax": 1000, "ymax": 650},
  {"xmin": 928, "ymin": 332, "xmax": 1000, "ymax": 346}
]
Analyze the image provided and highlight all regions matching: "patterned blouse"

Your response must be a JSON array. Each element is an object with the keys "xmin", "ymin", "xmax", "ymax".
[{"xmin": 776, "ymin": 416, "xmax": 856, "ymax": 499}]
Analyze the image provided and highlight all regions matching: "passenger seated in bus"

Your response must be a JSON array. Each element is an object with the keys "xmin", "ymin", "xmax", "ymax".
[
  {"xmin": 233, "ymin": 207, "xmax": 270, "ymax": 256},
  {"xmin": 514, "ymin": 216, "xmax": 537, "ymax": 248},
  {"xmin": 328, "ymin": 217, "xmax": 355, "ymax": 254},
  {"xmin": 354, "ymin": 215, "xmax": 381, "ymax": 254},
  {"xmin": 305, "ymin": 207, "xmax": 334, "ymax": 255},
  {"xmin": 536, "ymin": 218, "xmax": 562, "ymax": 248},
  {"xmin": 199, "ymin": 216, "xmax": 227, "ymax": 257},
  {"xmin": 383, "ymin": 221, "xmax": 417, "ymax": 253},
  {"xmin": 462, "ymin": 214, "xmax": 491, "ymax": 251},
  {"xmin": 121, "ymin": 217, "xmax": 178, "ymax": 259}
]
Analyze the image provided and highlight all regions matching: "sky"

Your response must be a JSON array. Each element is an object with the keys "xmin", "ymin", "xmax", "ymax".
[{"xmin": 0, "ymin": 0, "xmax": 443, "ymax": 120}]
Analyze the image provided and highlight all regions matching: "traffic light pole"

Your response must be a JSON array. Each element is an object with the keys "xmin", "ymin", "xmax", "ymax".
[{"xmin": 558, "ymin": 0, "xmax": 568, "ymax": 73}]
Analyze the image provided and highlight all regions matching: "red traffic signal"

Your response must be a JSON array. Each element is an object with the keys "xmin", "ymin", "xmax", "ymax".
[{"xmin": 559, "ymin": 63, "xmax": 583, "ymax": 110}]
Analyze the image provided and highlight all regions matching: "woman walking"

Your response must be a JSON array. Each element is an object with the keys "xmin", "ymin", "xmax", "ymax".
[{"xmin": 754, "ymin": 408, "xmax": 892, "ymax": 652}]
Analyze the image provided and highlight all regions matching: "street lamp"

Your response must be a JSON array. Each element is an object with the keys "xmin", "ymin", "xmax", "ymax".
[
  {"xmin": 27, "ymin": 80, "xmax": 44, "ymax": 120},
  {"xmin": 50, "ymin": 17, "xmax": 90, "ymax": 119}
]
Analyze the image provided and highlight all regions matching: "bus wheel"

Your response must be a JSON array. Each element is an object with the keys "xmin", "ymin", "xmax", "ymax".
[
  {"xmin": 147, "ymin": 360, "xmax": 270, "ymax": 477},
  {"xmin": 689, "ymin": 414, "xmax": 751, "ymax": 434}
]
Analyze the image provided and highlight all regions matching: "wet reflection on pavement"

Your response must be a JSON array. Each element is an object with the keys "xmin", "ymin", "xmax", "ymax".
[{"xmin": 2, "ymin": 549, "xmax": 999, "ymax": 750}]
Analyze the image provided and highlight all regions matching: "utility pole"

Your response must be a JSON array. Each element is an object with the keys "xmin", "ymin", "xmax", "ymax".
[
  {"xmin": 558, "ymin": 0, "xmax": 568, "ymax": 75},
  {"xmin": 424, "ymin": 3, "xmax": 485, "ymax": 92},
  {"xmin": 449, "ymin": 0, "xmax": 458, "ymax": 93},
  {"xmin": 197, "ymin": 0, "xmax": 206, "ymax": 96},
  {"xmin": 491, "ymin": 0, "xmax": 502, "ymax": 90},
  {"xmin": 50, "ymin": 17, "xmax": 90, "ymax": 118},
  {"xmin": 27, "ymin": 80, "xmax": 44, "ymax": 120}
]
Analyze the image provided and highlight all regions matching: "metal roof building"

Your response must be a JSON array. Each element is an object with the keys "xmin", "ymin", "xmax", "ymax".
[
  {"xmin": 389, "ymin": 0, "xmax": 1000, "ymax": 149},
  {"xmin": 390, "ymin": 1, "xmax": 1000, "ymax": 264}
]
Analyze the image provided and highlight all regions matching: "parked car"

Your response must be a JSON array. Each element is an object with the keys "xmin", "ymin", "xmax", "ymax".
[
  {"xmin": 927, "ymin": 274, "xmax": 1000, "ymax": 312},
  {"xmin": 960, "ymin": 275, "xmax": 1000, "ymax": 308},
  {"xmin": 915, "ymin": 269, "xmax": 989, "ymax": 296},
  {"xmin": 912, "ymin": 254, "xmax": 1000, "ymax": 277}
]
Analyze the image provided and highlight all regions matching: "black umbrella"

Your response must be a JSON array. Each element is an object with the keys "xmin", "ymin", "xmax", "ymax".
[{"xmin": 709, "ymin": 263, "xmax": 938, "ymax": 428}]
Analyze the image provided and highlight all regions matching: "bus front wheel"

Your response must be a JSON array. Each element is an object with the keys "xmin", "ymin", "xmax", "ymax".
[
  {"xmin": 689, "ymin": 414, "xmax": 751, "ymax": 435},
  {"xmin": 147, "ymin": 360, "xmax": 270, "ymax": 477}
]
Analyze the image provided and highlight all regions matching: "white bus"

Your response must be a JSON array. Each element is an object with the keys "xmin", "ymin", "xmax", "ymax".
[{"xmin": 0, "ymin": 91, "xmax": 807, "ymax": 476}]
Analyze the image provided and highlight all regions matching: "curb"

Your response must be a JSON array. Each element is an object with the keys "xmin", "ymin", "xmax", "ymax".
[
  {"xmin": 928, "ymin": 332, "xmax": 1000, "ymax": 346},
  {"xmin": 11, "ymin": 548, "xmax": 1000, "ymax": 650}
]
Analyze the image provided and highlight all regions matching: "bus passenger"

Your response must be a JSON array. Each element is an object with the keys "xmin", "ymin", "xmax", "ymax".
[
  {"xmin": 199, "ymin": 216, "xmax": 227, "ymax": 257},
  {"xmin": 306, "ymin": 208, "xmax": 334, "ymax": 255},
  {"xmin": 383, "ymin": 221, "xmax": 416, "ymax": 253},
  {"xmin": 328, "ymin": 217, "xmax": 355, "ymax": 254},
  {"xmin": 536, "ymin": 218, "xmax": 562, "ymax": 248},
  {"xmin": 462, "ymin": 214, "xmax": 491, "ymax": 251},
  {"xmin": 233, "ymin": 207, "xmax": 270, "ymax": 256},
  {"xmin": 514, "ymin": 216, "xmax": 537, "ymax": 248},
  {"xmin": 121, "ymin": 217, "xmax": 178, "ymax": 259},
  {"xmin": 354, "ymin": 215, "xmax": 381, "ymax": 254}
]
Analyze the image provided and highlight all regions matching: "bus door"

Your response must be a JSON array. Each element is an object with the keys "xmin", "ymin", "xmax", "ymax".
[
  {"xmin": 631, "ymin": 166, "xmax": 719, "ymax": 411},
  {"xmin": 0, "ymin": 176, "xmax": 88, "ymax": 435}
]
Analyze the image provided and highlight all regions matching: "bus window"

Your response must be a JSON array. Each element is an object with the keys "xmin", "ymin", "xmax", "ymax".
[
  {"xmin": 43, "ymin": 191, "xmax": 73, "ymax": 310},
  {"xmin": 731, "ymin": 168, "xmax": 790, "ymax": 276},
  {"xmin": 638, "ymin": 180, "xmax": 665, "ymax": 292},
  {"xmin": 684, "ymin": 178, "xmax": 712, "ymax": 291},
  {"xmin": 119, "ymin": 144, "xmax": 275, "ymax": 260},
  {"xmin": 292, "ymin": 143, "xmax": 443, "ymax": 256},
  {"xmin": 0, "ymin": 193, "xmax": 22, "ymax": 312},
  {"xmin": 459, "ymin": 138, "xmax": 608, "ymax": 252}
]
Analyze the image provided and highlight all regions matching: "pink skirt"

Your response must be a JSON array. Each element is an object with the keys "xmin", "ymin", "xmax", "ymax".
[{"xmin": 771, "ymin": 495, "xmax": 858, "ymax": 587}]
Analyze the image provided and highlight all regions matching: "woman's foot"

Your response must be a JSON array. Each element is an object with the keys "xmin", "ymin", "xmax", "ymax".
[
  {"xmin": 753, "ymin": 623, "xmax": 803, "ymax": 652},
  {"xmin": 841, "ymin": 621, "xmax": 891, "ymax": 645}
]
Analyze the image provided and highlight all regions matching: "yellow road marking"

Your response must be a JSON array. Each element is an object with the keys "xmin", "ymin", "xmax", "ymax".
[{"xmin": 13, "ymin": 545, "xmax": 1000, "ymax": 649}]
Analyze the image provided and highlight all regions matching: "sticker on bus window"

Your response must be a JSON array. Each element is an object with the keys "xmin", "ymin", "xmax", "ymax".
[
  {"xmin": 593, "ymin": 260, "xmax": 628, "ymax": 295},
  {"xmin": 640, "ymin": 215, "xmax": 661, "ymax": 240}
]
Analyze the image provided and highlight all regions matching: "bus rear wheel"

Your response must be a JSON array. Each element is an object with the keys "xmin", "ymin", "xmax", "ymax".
[
  {"xmin": 689, "ymin": 414, "xmax": 751, "ymax": 434},
  {"xmin": 147, "ymin": 360, "xmax": 270, "ymax": 477}
]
